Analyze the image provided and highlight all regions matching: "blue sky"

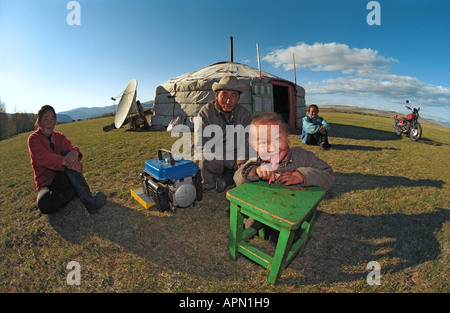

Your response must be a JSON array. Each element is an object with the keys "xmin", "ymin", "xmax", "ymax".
[{"xmin": 0, "ymin": 0, "xmax": 449, "ymax": 124}]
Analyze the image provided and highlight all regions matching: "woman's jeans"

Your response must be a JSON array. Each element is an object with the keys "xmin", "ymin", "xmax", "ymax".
[{"xmin": 36, "ymin": 171, "xmax": 77, "ymax": 214}]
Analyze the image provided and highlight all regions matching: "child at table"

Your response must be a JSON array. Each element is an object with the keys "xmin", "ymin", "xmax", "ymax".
[
  {"xmin": 234, "ymin": 112, "xmax": 334, "ymax": 191},
  {"xmin": 234, "ymin": 112, "xmax": 334, "ymax": 233}
]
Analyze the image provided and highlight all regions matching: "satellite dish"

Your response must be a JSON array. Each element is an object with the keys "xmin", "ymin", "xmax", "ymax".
[{"xmin": 114, "ymin": 79, "xmax": 137, "ymax": 129}]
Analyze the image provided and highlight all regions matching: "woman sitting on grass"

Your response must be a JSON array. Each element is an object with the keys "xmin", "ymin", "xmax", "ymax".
[{"xmin": 28, "ymin": 105, "xmax": 106, "ymax": 214}]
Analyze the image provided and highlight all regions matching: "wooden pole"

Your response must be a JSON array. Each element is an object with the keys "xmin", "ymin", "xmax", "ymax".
[
  {"xmin": 230, "ymin": 36, "xmax": 234, "ymax": 62},
  {"xmin": 257, "ymin": 44, "xmax": 262, "ymax": 82},
  {"xmin": 293, "ymin": 53, "xmax": 297, "ymax": 86}
]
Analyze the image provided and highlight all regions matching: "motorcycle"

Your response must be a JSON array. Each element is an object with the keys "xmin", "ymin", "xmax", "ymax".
[{"xmin": 393, "ymin": 100, "xmax": 422, "ymax": 141}]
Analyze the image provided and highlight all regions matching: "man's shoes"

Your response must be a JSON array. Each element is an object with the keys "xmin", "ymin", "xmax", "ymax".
[
  {"xmin": 215, "ymin": 176, "xmax": 228, "ymax": 193},
  {"xmin": 266, "ymin": 229, "xmax": 279, "ymax": 246},
  {"xmin": 215, "ymin": 170, "xmax": 236, "ymax": 193}
]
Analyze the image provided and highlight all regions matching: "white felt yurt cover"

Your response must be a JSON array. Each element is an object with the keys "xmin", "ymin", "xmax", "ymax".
[{"xmin": 151, "ymin": 61, "xmax": 305, "ymax": 130}]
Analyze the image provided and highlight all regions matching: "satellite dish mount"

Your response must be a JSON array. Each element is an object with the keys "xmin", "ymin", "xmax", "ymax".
[{"xmin": 103, "ymin": 79, "xmax": 151, "ymax": 132}]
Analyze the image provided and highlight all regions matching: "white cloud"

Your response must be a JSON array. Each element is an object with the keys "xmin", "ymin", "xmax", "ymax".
[
  {"xmin": 263, "ymin": 42, "xmax": 397, "ymax": 77},
  {"xmin": 263, "ymin": 42, "xmax": 449, "ymax": 108},
  {"xmin": 305, "ymin": 75, "xmax": 450, "ymax": 107}
]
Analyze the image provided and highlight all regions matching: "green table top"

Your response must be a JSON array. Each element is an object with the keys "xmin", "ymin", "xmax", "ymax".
[{"xmin": 227, "ymin": 181, "xmax": 325, "ymax": 226}]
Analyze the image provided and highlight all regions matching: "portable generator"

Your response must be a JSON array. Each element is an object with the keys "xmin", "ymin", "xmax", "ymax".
[{"xmin": 140, "ymin": 149, "xmax": 202, "ymax": 212}]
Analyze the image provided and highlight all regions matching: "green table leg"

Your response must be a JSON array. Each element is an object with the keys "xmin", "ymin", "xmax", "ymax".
[
  {"xmin": 268, "ymin": 227, "xmax": 295, "ymax": 284},
  {"xmin": 229, "ymin": 203, "xmax": 243, "ymax": 260}
]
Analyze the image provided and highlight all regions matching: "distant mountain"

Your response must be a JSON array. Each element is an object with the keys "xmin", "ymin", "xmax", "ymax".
[
  {"xmin": 57, "ymin": 114, "xmax": 73, "ymax": 123},
  {"xmin": 58, "ymin": 100, "xmax": 153, "ymax": 121}
]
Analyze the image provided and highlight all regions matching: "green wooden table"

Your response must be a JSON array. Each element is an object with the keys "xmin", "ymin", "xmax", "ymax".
[{"xmin": 226, "ymin": 180, "xmax": 325, "ymax": 284}]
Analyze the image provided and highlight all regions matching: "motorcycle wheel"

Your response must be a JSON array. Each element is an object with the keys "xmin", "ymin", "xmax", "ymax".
[{"xmin": 410, "ymin": 124, "xmax": 422, "ymax": 141}]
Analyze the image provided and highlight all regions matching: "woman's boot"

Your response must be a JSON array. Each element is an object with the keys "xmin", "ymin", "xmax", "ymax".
[{"xmin": 65, "ymin": 169, "xmax": 106, "ymax": 213}]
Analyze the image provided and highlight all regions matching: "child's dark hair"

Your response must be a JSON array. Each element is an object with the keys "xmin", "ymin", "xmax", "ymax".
[
  {"xmin": 34, "ymin": 105, "xmax": 56, "ymax": 129},
  {"xmin": 308, "ymin": 104, "xmax": 319, "ymax": 112},
  {"xmin": 251, "ymin": 112, "xmax": 289, "ymax": 134}
]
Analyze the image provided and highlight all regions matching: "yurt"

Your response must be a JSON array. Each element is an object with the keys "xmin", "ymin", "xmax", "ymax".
[{"xmin": 150, "ymin": 61, "xmax": 306, "ymax": 131}]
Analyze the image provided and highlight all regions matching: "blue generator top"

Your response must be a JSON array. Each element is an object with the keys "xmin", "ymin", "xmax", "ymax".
[{"xmin": 143, "ymin": 156, "xmax": 199, "ymax": 183}]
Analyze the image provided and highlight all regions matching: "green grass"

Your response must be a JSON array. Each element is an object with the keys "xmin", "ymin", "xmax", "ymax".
[{"xmin": 0, "ymin": 109, "xmax": 449, "ymax": 293}]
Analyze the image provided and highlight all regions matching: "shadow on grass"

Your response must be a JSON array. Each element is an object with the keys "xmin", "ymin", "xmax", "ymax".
[
  {"xmin": 419, "ymin": 137, "xmax": 447, "ymax": 147},
  {"xmin": 330, "ymin": 123, "xmax": 446, "ymax": 146},
  {"xmin": 330, "ymin": 144, "xmax": 398, "ymax": 151},
  {"xmin": 284, "ymin": 208, "xmax": 449, "ymax": 286},
  {"xmin": 45, "ymin": 171, "xmax": 445, "ymax": 286},
  {"xmin": 330, "ymin": 123, "xmax": 400, "ymax": 141},
  {"xmin": 47, "ymin": 185, "xmax": 448, "ymax": 289},
  {"xmin": 47, "ymin": 195, "xmax": 242, "ymax": 281},
  {"xmin": 330, "ymin": 172, "xmax": 444, "ymax": 197}
]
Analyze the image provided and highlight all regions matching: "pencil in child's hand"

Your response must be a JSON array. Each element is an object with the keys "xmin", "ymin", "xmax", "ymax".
[{"xmin": 269, "ymin": 155, "xmax": 278, "ymax": 184}]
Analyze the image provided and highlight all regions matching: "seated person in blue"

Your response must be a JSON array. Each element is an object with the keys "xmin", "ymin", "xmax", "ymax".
[{"xmin": 301, "ymin": 104, "xmax": 331, "ymax": 150}]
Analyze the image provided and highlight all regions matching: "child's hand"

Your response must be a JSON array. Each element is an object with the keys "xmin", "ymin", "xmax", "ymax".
[
  {"xmin": 255, "ymin": 164, "xmax": 276, "ymax": 182},
  {"xmin": 277, "ymin": 171, "xmax": 304, "ymax": 186}
]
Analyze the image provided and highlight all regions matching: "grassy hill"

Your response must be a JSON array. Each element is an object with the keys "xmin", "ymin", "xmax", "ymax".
[{"xmin": 0, "ymin": 108, "xmax": 448, "ymax": 293}]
